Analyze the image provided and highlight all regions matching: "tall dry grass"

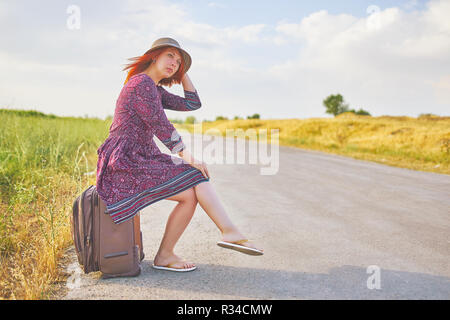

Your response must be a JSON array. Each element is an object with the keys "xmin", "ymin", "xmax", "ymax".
[
  {"xmin": 0, "ymin": 110, "xmax": 108, "ymax": 299},
  {"xmin": 181, "ymin": 113, "xmax": 450, "ymax": 174}
]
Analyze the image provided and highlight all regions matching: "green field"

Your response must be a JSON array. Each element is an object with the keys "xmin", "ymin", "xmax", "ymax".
[{"xmin": 0, "ymin": 109, "xmax": 107, "ymax": 299}]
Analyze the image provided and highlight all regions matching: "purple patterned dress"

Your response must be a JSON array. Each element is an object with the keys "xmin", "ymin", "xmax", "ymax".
[{"xmin": 96, "ymin": 73, "xmax": 209, "ymax": 224}]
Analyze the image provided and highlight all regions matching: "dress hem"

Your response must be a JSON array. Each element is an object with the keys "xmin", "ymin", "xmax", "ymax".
[{"xmin": 104, "ymin": 167, "xmax": 210, "ymax": 224}]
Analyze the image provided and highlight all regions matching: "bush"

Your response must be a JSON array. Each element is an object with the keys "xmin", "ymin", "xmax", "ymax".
[
  {"xmin": 247, "ymin": 113, "xmax": 260, "ymax": 119},
  {"xmin": 349, "ymin": 108, "xmax": 371, "ymax": 116},
  {"xmin": 184, "ymin": 116, "xmax": 197, "ymax": 124}
]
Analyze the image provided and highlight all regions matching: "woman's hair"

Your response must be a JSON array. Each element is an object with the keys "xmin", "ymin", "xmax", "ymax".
[{"xmin": 122, "ymin": 47, "xmax": 185, "ymax": 87}]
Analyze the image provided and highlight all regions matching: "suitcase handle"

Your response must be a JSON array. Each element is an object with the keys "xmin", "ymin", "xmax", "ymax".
[{"xmin": 104, "ymin": 251, "xmax": 129, "ymax": 259}]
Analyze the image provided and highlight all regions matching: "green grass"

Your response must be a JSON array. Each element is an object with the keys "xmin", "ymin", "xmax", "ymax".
[{"xmin": 0, "ymin": 109, "xmax": 110, "ymax": 299}]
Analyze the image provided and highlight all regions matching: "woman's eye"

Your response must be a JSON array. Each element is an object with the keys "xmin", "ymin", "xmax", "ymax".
[{"xmin": 168, "ymin": 52, "xmax": 180, "ymax": 64}]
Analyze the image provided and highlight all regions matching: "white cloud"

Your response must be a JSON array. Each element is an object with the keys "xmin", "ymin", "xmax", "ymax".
[
  {"xmin": 122, "ymin": 0, "xmax": 265, "ymax": 46},
  {"xmin": 208, "ymin": 2, "xmax": 226, "ymax": 9},
  {"xmin": 403, "ymin": 0, "xmax": 420, "ymax": 10},
  {"xmin": 0, "ymin": 0, "xmax": 449, "ymax": 120},
  {"xmin": 276, "ymin": 10, "xmax": 358, "ymax": 44},
  {"xmin": 422, "ymin": 0, "xmax": 450, "ymax": 32},
  {"xmin": 267, "ymin": 0, "xmax": 450, "ymax": 116},
  {"xmin": 432, "ymin": 75, "xmax": 450, "ymax": 105},
  {"xmin": 0, "ymin": 1, "xmax": 8, "ymax": 18}
]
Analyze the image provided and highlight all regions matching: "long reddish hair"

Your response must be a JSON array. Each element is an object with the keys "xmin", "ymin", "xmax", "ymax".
[{"xmin": 122, "ymin": 46, "xmax": 185, "ymax": 87}]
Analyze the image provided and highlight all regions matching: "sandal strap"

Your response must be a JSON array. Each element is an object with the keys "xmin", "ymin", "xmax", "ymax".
[
  {"xmin": 165, "ymin": 260, "xmax": 188, "ymax": 268},
  {"xmin": 234, "ymin": 239, "xmax": 250, "ymax": 245}
]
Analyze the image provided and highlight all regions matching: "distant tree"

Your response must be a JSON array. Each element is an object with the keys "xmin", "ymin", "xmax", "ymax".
[
  {"xmin": 418, "ymin": 113, "xmax": 438, "ymax": 118},
  {"xmin": 185, "ymin": 116, "xmax": 197, "ymax": 124},
  {"xmin": 233, "ymin": 115, "xmax": 242, "ymax": 120},
  {"xmin": 247, "ymin": 113, "xmax": 260, "ymax": 119},
  {"xmin": 323, "ymin": 94, "xmax": 349, "ymax": 116},
  {"xmin": 215, "ymin": 116, "xmax": 228, "ymax": 121},
  {"xmin": 355, "ymin": 109, "xmax": 371, "ymax": 116}
]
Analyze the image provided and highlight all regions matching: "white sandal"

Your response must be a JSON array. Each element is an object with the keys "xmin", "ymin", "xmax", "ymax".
[
  {"xmin": 217, "ymin": 239, "xmax": 264, "ymax": 256},
  {"xmin": 152, "ymin": 261, "xmax": 197, "ymax": 272}
]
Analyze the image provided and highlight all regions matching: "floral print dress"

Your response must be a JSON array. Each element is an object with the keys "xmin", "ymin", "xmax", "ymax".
[{"xmin": 96, "ymin": 73, "xmax": 209, "ymax": 224}]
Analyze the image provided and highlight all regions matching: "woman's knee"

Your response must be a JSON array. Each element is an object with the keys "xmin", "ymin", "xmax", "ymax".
[
  {"xmin": 167, "ymin": 187, "xmax": 198, "ymax": 204},
  {"xmin": 183, "ymin": 188, "xmax": 198, "ymax": 205}
]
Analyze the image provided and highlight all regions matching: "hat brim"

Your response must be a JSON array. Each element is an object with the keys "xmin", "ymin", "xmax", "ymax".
[{"xmin": 144, "ymin": 44, "xmax": 192, "ymax": 74}]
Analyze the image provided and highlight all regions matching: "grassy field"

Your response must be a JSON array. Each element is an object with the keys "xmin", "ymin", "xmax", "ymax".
[
  {"xmin": 178, "ymin": 113, "xmax": 450, "ymax": 175},
  {"xmin": 0, "ymin": 109, "xmax": 108, "ymax": 299},
  {"xmin": 0, "ymin": 109, "xmax": 448, "ymax": 299}
]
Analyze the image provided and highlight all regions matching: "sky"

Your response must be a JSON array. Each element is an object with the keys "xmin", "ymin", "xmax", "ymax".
[{"xmin": 0, "ymin": 0, "xmax": 449, "ymax": 121}]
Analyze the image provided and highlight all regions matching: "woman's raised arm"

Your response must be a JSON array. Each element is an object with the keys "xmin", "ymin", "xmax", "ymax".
[{"xmin": 158, "ymin": 73, "xmax": 202, "ymax": 111}]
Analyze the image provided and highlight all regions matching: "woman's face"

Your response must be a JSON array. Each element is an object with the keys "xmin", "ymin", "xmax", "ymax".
[{"xmin": 155, "ymin": 48, "xmax": 182, "ymax": 79}]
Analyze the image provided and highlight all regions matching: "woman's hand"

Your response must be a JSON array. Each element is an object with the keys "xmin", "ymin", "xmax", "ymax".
[
  {"xmin": 190, "ymin": 159, "xmax": 210, "ymax": 179},
  {"xmin": 178, "ymin": 149, "xmax": 210, "ymax": 179},
  {"xmin": 181, "ymin": 72, "xmax": 196, "ymax": 92}
]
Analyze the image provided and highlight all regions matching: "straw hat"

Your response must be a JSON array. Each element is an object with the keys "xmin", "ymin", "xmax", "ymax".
[{"xmin": 144, "ymin": 37, "xmax": 192, "ymax": 74}]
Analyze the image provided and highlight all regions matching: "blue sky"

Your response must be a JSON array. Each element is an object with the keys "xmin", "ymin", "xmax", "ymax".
[
  {"xmin": 0, "ymin": 0, "xmax": 448, "ymax": 121},
  {"xmin": 182, "ymin": 0, "xmax": 426, "ymax": 26}
]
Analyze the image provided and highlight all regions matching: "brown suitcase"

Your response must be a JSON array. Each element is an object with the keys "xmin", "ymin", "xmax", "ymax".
[{"xmin": 71, "ymin": 185, "xmax": 144, "ymax": 279}]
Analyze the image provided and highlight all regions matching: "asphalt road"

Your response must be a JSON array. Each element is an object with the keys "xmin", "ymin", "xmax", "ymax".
[{"xmin": 61, "ymin": 134, "xmax": 450, "ymax": 299}]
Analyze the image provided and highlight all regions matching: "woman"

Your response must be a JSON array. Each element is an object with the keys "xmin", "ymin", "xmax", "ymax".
[{"xmin": 96, "ymin": 37, "xmax": 263, "ymax": 272}]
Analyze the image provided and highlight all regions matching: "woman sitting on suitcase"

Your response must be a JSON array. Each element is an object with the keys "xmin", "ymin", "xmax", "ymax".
[{"xmin": 96, "ymin": 37, "xmax": 263, "ymax": 272}]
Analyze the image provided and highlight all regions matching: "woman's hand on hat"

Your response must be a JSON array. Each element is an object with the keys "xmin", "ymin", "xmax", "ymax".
[{"xmin": 181, "ymin": 73, "xmax": 196, "ymax": 92}]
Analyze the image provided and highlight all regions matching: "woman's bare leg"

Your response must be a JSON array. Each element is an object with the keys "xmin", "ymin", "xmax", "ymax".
[
  {"xmin": 193, "ymin": 181, "xmax": 263, "ymax": 252},
  {"xmin": 153, "ymin": 188, "xmax": 198, "ymax": 269},
  {"xmin": 154, "ymin": 180, "xmax": 263, "ymax": 269}
]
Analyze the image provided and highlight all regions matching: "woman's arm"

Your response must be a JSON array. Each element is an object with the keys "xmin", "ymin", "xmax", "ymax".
[
  {"xmin": 131, "ymin": 78, "xmax": 186, "ymax": 154},
  {"xmin": 181, "ymin": 73, "xmax": 196, "ymax": 92},
  {"xmin": 158, "ymin": 86, "xmax": 202, "ymax": 111},
  {"xmin": 178, "ymin": 148, "xmax": 195, "ymax": 164},
  {"xmin": 158, "ymin": 73, "xmax": 201, "ymax": 111},
  {"xmin": 178, "ymin": 148, "xmax": 210, "ymax": 179},
  {"xmin": 176, "ymin": 75, "xmax": 197, "ymax": 163},
  {"xmin": 176, "ymin": 74, "xmax": 210, "ymax": 179}
]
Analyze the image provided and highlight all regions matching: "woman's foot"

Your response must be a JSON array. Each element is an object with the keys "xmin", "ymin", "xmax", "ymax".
[
  {"xmin": 221, "ymin": 230, "xmax": 264, "ymax": 253},
  {"xmin": 153, "ymin": 251, "xmax": 196, "ymax": 270}
]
